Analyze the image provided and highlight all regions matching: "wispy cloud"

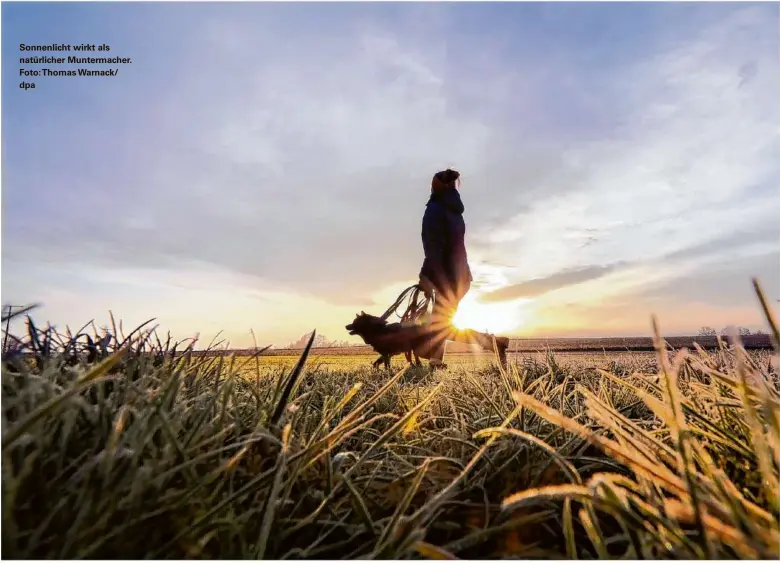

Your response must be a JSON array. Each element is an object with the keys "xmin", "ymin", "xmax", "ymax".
[{"xmin": 481, "ymin": 264, "xmax": 625, "ymax": 302}]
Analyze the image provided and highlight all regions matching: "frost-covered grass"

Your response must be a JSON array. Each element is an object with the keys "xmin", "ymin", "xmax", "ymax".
[{"xmin": 2, "ymin": 283, "xmax": 778, "ymax": 558}]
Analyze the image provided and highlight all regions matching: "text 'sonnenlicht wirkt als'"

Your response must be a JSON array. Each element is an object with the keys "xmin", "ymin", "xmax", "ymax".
[{"xmin": 18, "ymin": 43, "xmax": 133, "ymax": 90}]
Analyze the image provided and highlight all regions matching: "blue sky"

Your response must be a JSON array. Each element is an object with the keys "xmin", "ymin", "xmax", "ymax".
[{"xmin": 2, "ymin": 2, "xmax": 779, "ymax": 347}]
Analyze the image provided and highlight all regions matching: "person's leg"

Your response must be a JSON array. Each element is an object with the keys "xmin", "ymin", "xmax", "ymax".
[
  {"xmin": 442, "ymin": 290, "xmax": 510, "ymax": 366},
  {"xmin": 420, "ymin": 290, "xmax": 458, "ymax": 367},
  {"xmin": 446, "ymin": 327, "xmax": 496, "ymax": 348},
  {"xmin": 448, "ymin": 278, "xmax": 509, "ymax": 364},
  {"xmin": 427, "ymin": 297, "xmax": 452, "ymax": 365},
  {"xmin": 420, "ymin": 283, "xmax": 509, "ymax": 368},
  {"xmin": 449, "ymin": 328, "xmax": 509, "ymax": 367}
]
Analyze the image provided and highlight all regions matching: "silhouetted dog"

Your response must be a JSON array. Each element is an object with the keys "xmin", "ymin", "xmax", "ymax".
[{"xmin": 345, "ymin": 311, "xmax": 431, "ymax": 370}]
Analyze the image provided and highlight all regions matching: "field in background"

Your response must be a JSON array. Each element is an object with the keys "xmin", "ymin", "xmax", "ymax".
[
  {"xmin": 244, "ymin": 334, "xmax": 775, "ymax": 373},
  {"xmin": 204, "ymin": 334, "xmax": 774, "ymax": 358}
]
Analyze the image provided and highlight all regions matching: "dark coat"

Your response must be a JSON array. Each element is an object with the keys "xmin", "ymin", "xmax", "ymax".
[{"xmin": 419, "ymin": 187, "xmax": 472, "ymax": 300}]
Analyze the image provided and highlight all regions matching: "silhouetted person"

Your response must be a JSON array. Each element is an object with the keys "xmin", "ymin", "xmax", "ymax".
[{"xmin": 418, "ymin": 168, "xmax": 509, "ymax": 368}]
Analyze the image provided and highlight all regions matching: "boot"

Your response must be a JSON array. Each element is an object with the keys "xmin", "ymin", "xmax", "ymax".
[
  {"xmin": 472, "ymin": 332, "xmax": 509, "ymax": 368},
  {"xmin": 494, "ymin": 336, "xmax": 509, "ymax": 368}
]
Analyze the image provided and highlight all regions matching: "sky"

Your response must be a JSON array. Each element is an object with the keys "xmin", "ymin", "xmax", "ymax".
[{"xmin": 2, "ymin": 2, "xmax": 779, "ymax": 348}]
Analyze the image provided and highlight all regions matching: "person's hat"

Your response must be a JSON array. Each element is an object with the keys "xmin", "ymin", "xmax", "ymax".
[{"xmin": 431, "ymin": 168, "xmax": 460, "ymax": 191}]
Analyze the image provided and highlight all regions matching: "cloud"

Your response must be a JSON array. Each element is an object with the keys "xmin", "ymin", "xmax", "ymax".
[
  {"xmin": 507, "ymin": 252, "xmax": 779, "ymax": 339},
  {"xmin": 664, "ymin": 224, "xmax": 779, "ymax": 262},
  {"xmin": 645, "ymin": 249, "xmax": 780, "ymax": 309},
  {"xmin": 481, "ymin": 263, "xmax": 624, "ymax": 302}
]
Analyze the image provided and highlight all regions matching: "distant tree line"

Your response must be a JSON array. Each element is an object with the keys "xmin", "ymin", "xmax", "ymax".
[
  {"xmin": 283, "ymin": 331, "xmax": 361, "ymax": 349},
  {"xmin": 698, "ymin": 326, "xmax": 765, "ymax": 337}
]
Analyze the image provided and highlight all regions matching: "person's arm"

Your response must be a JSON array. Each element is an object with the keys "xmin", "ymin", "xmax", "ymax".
[{"xmin": 420, "ymin": 204, "xmax": 447, "ymax": 290}]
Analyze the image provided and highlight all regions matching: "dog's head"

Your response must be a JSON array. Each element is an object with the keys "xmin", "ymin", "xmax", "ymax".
[{"xmin": 345, "ymin": 311, "xmax": 387, "ymax": 336}]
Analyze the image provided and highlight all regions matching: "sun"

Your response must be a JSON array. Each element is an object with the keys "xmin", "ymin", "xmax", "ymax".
[{"xmin": 451, "ymin": 293, "xmax": 523, "ymax": 334}]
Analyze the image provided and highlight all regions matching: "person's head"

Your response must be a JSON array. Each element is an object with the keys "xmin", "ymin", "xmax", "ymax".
[{"xmin": 431, "ymin": 168, "xmax": 460, "ymax": 193}]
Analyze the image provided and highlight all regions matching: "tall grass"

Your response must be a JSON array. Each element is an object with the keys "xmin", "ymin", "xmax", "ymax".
[{"xmin": 2, "ymin": 282, "xmax": 778, "ymax": 558}]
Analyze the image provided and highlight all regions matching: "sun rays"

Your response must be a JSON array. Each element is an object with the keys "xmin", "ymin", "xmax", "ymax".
[{"xmin": 451, "ymin": 292, "xmax": 526, "ymax": 334}]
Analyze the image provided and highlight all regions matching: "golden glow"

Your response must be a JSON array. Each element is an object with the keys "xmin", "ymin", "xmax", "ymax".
[{"xmin": 451, "ymin": 292, "xmax": 524, "ymax": 334}]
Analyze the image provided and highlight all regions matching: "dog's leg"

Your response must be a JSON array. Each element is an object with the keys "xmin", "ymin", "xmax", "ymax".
[
  {"xmin": 413, "ymin": 350, "xmax": 422, "ymax": 367},
  {"xmin": 385, "ymin": 355, "xmax": 392, "ymax": 371},
  {"xmin": 372, "ymin": 356, "xmax": 384, "ymax": 369},
  {"xmin": 404, "ymin": 349, "xmax": 413, "ymax": 366}
]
